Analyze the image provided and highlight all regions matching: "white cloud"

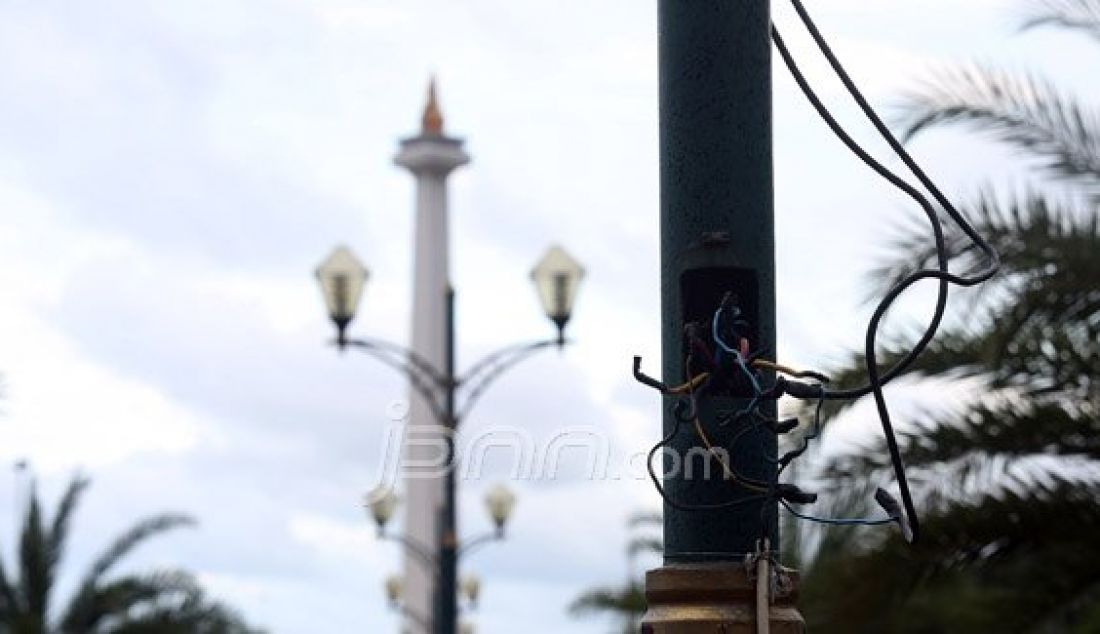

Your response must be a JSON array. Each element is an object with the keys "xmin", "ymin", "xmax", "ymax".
[{"xmin": 288, "ymin": 511, "xmax": 386, "ymax": 568}]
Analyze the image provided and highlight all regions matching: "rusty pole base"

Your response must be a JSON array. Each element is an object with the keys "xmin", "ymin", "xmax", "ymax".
[{"xmin": 640, "ymin": 562, "xmax": 805, "ymax": 634}]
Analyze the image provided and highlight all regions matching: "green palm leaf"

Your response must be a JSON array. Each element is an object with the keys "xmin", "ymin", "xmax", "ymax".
[
  {"xmin": 819, "ymin": 398, "xmax": 1100, "ymax": 514},
  {"xmin": 19, "ymin": 484, "xmax": 51, "ymax": 628},
  {"xmin": 0, "ymin": 474, "xmax": 259, "ymax": 633},
  {"xmin": 1022, "ymin": 0, "xmax": 1100, "ymax": 40},
  {"xmin": 799, "ymin": 5, "xmax": 1100, "ymax": 629},
  {"xmin": 568, "ymin": 584, "xmax": 646, "ymax": 618},
  {"xmin": 626, "ymin": 536, "xmax": 662, "ymax": 558},
  {"xmin": 803, "ymin": 481, "xmax": 1100, "ymax": 632},
  {"xmin": 898, "ymin": 65, "xmax": 1100, "ymax": 187},
  {"xmin": 804, "ymin": 190, "xmax": 1100, "ymax": 425},
  {"xmin": 61, "ymin": 570, "xmax": 198, "ymax": 632},
  {"xmin": 869, "ymin": 190, "xmax": 1100, "ymax": 298},
  {"xmin": 81, "ymin": 514, "xmax": 196, "ymax": 588},
  {"xmin": 103, "ymin": 581, "xmax": 263, "ymax": 634},
  {"xmin": 0, "ymin": 554, "xmax": 16, "ymax": 620},
  {"xmin": 48, "ymin": 476, "xmax": 90, "ymax": 581}
]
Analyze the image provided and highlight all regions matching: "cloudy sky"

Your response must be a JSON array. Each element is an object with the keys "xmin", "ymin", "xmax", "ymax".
[{"xmin": 0, "ymin": 0, "xmax": 1092, "ymax": 631}]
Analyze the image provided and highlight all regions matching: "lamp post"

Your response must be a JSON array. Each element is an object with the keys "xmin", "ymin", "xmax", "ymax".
[
  {"xmin": 641, "ymin": 1, "xmax": 803, "ymax": 631},
  {"xmin": 317, "ymin": 244, "xmax": 583, "ymax": 634},
  {"xmin": 384, "ymin": 575, "xmax": 430, "ymax": 632},
  {"xmin": 383, "ymin": 570, "xmax": 483, "ymax": 632},
  {"xmin": 366, "ymin": 484, "xmax": 516, "ymax": 577}
]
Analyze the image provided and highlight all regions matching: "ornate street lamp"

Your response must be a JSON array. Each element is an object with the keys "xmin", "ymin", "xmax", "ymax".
[
  {"xmin": 530, "ymin": 246, "xmax": 585, "ymax": 345},
  {"xmin": 460, "ymin": 575, "xmax": 481, "ymax": 610},
  {"xmin": 320, "ymin": 244, "xmax": 579, "ymax": 634},
  {"xmin": 484, "ymin": 484, "xmax": 516, "ymax": 537},
  {"xmin": 383, "ymin": 572, "xmax": 483, "ymax": 632},
  {"xmin": 383, "ymin": 574, "xmax": 430, "ymax": 631},
  {"xmin": 315, "ymin": 246, "xmax": 369, "ymax": 346},
  {"xmin": 362, "ymin": 484, "xmax": 518, "ymax": 563},
  {"xmin": 364, "ymin": 486, "xmax": 399, "ymax": 535},
  {"xmin": 385, "ymin": 574, "xmax": 404, "ymax": 608}
]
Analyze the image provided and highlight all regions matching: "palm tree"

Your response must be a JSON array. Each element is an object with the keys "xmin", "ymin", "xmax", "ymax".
[
  {"xmin": 795, "ymin": 1, "xmax": 1100, "ymax": 631},
  {"xmin": 0, "ymin": 474, "xmax": 263, "ymax": 633},
  {"xmin": 568, "ymin": 512, "xmax": 659, "ymax": 633}
]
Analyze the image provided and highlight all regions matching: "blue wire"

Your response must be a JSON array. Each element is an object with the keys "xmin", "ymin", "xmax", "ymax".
[
  {"xmin": 711, "ymin": 307, "xmax": 762, "ymax": 394},
  {"xmin": 780, "ymin": 500, "xmax": 894, "ymax": 526}
]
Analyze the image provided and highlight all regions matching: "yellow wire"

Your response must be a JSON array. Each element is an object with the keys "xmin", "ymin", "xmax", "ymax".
[
  {"xmin": 666, "ymin": 372, "xmax": 710, "ymax": 395},
  {"xmin": 692, "ymin": 416, "xmax": 770, "ymax": 494},
  {"xmin": 684, "ymin": 357, "xmax": 770, "ymax": 495},
  {"xmin": 665, "ymin": 360, "xmax": 826, "ymax": 395},
  {"xmin": 666, "ymin": 353, "xmax": 826, "ymax": 495},
  {"xmin": 752, "ymin": 359, "xmax": 829, "ymax": 382}
]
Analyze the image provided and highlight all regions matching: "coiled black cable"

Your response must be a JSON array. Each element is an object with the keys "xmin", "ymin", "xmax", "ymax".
[{"xmin": 772, "ymin": 1, "xmax": 1002, "ymax": 543}]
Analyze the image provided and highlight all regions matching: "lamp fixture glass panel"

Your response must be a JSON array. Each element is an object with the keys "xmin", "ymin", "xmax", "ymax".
[
  {"xmin": 364, "ymin": 486, "xmax": 399, "ymax": 529},
  {"xmin": 530, "ymin": 246, "xmax": 584, "ymax": 329},
  {"xmin": 315, "ymin": 246, "xmax": 369, "ymax": 329},
  {"xmin": 484, "ymin": 484, "xmax": 516, "ymax": 531},
  {"xmin": 384, "ymin": 574, "xmax": 402, "ymax": 606}
]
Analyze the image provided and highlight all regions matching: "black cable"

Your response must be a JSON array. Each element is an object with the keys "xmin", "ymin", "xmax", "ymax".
[
  {"xmin": 772, "ymin": 1, "xmax": 1003, "ymax": 543},
  {"xmin": 776, "ymin": 387, "xmax": 826, "ymax": 476},
  {"xmin": 788, "ymin": 0, "xmax": 999, "ymax": 269},
  {"xmin": 770, "ymin": 28, "xmax": 953, "ymax": 399},
  {"xmin": 771, "ymin": 28, "xmax": 946, "ymax": 541},
  {"xmin": 779, "ymin": 0, "xmax": 999, "ymax": 396},
  {"xmin": 647, "ymin": 399, "xmax": 769, "ymax": 512},
  {"xmin": 633, "ymin": 6, "xmax": 1002, "ymax": 546}
]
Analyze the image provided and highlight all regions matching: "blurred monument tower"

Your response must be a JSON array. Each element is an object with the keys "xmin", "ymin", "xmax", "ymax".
[{"xmin": 394, "ymin": 78, "xmax": 469, "ymax": 634}]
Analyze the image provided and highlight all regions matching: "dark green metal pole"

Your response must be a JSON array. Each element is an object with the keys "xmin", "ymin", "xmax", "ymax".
[
  {"xmin": 642, "ymin": 3, "xmax": 805, "ymax": 629},
  {"xmin": 659, "ymin": 0, "xmax": 776, "ymax": 562},
  {"xmin": 437, "ymin": 287, "xmax": 458, "ymax": 634}
]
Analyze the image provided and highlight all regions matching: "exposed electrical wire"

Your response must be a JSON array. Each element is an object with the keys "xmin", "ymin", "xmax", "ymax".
[
  {"xmin": 769, "ymin": 0, "xmax": 1000, "ymax": 543},
  {"xmin": 633, "ymin": 2, "xmax": 1001, "ymax": 548},
  {"xmin": 780, "ymin": 501, "xmax": 894, "ymax": 527},
  {"xmin": 688, "ymin": 356, "xmax": 771, "ymax": 494}
]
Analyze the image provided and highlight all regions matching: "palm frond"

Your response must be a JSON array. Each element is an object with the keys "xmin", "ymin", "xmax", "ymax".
[
  {"xmin": 870, "ymin": 190, "xmax": 1099, "ymax": 298},
  {"xmin": 81, "ymin": 514, "xmax": 196, "ymax": 588},
  {"xmin": 792, "ymin": 478, "xmax": 883, "ymax": 574},
  {"xmin": 897, "ymin": 65, "xmax": 1100, "ymax": 187},
  {"xmin": 1030, "ymin": 579, "xmax": 1100, "ymax": 634},
  {"xmin": 842, "ymin": 189, "xmax": 1100, "ymax": 405},
  {"xmin": 819, "ymin": 398, "xmax": 1100, "ymax": 503},
  {"xmin": 47, "ymin": 476, "xmax": 89, "ymax": 583},
  {"xmin": 627, "ymin": 536, "xmax": 662, "ymax": 558},
  {"xmin": 799, "ymin": 330, "xmax": 989, "ymax": 425},
  {"xmin": 910, "ymin": 401, "xmax": 1095, "ymax": 466},
  {"xmin": 801, "ymin": 8, "xmax": 1100, "ymax": 627},
  {"xmin": 0, "ymin": 554, "xmax": 16, "ymax": 619},
  {"xmin": 988, "ymin": 295, "xmax": 1100, "ymax": 398},
  {"xmin": 61, "ymin": 570, "xmax": 198, "ymax": 632},
  {"xmin": 802, "ymin": 480, "xmax": 1100, "ymax": 632},
  {"xmin": 19, "ymin": 482, "xmax": 50, "ymax": 627},
  {"xmin": 0, "ymin": 479, "xmax": 260, "ymax": 633},
  {"xmin": 1021, "ymin": 0, "xmax": 1100, "ymax": 40},
  {"xmin": 779, "ymin": 459, "xmax": 805, "ymax": 568},
  {"xmin": 627, "ymin": 511, "xmax": 661, "ymax": 528},
  {"xmin": 626, "ymin": 511, "xmax": 662, "ymax": 557},
  {"xmin": 568, "ymin": 584, "xmax": 646, "ymax": 618},
  {"xmin": 101, "ymin": 577, "xmax": 264, "ymax": 634}
]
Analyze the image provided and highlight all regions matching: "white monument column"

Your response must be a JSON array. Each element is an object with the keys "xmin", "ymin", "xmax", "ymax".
[{"xmin": 394, "ymin": 78, "xmax": 469, "ymax": 634}]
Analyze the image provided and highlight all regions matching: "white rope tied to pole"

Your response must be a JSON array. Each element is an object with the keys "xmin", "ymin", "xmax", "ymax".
[{"xmin": 753, "ymin": 539, "xmax": 771, "ymax": 634}]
